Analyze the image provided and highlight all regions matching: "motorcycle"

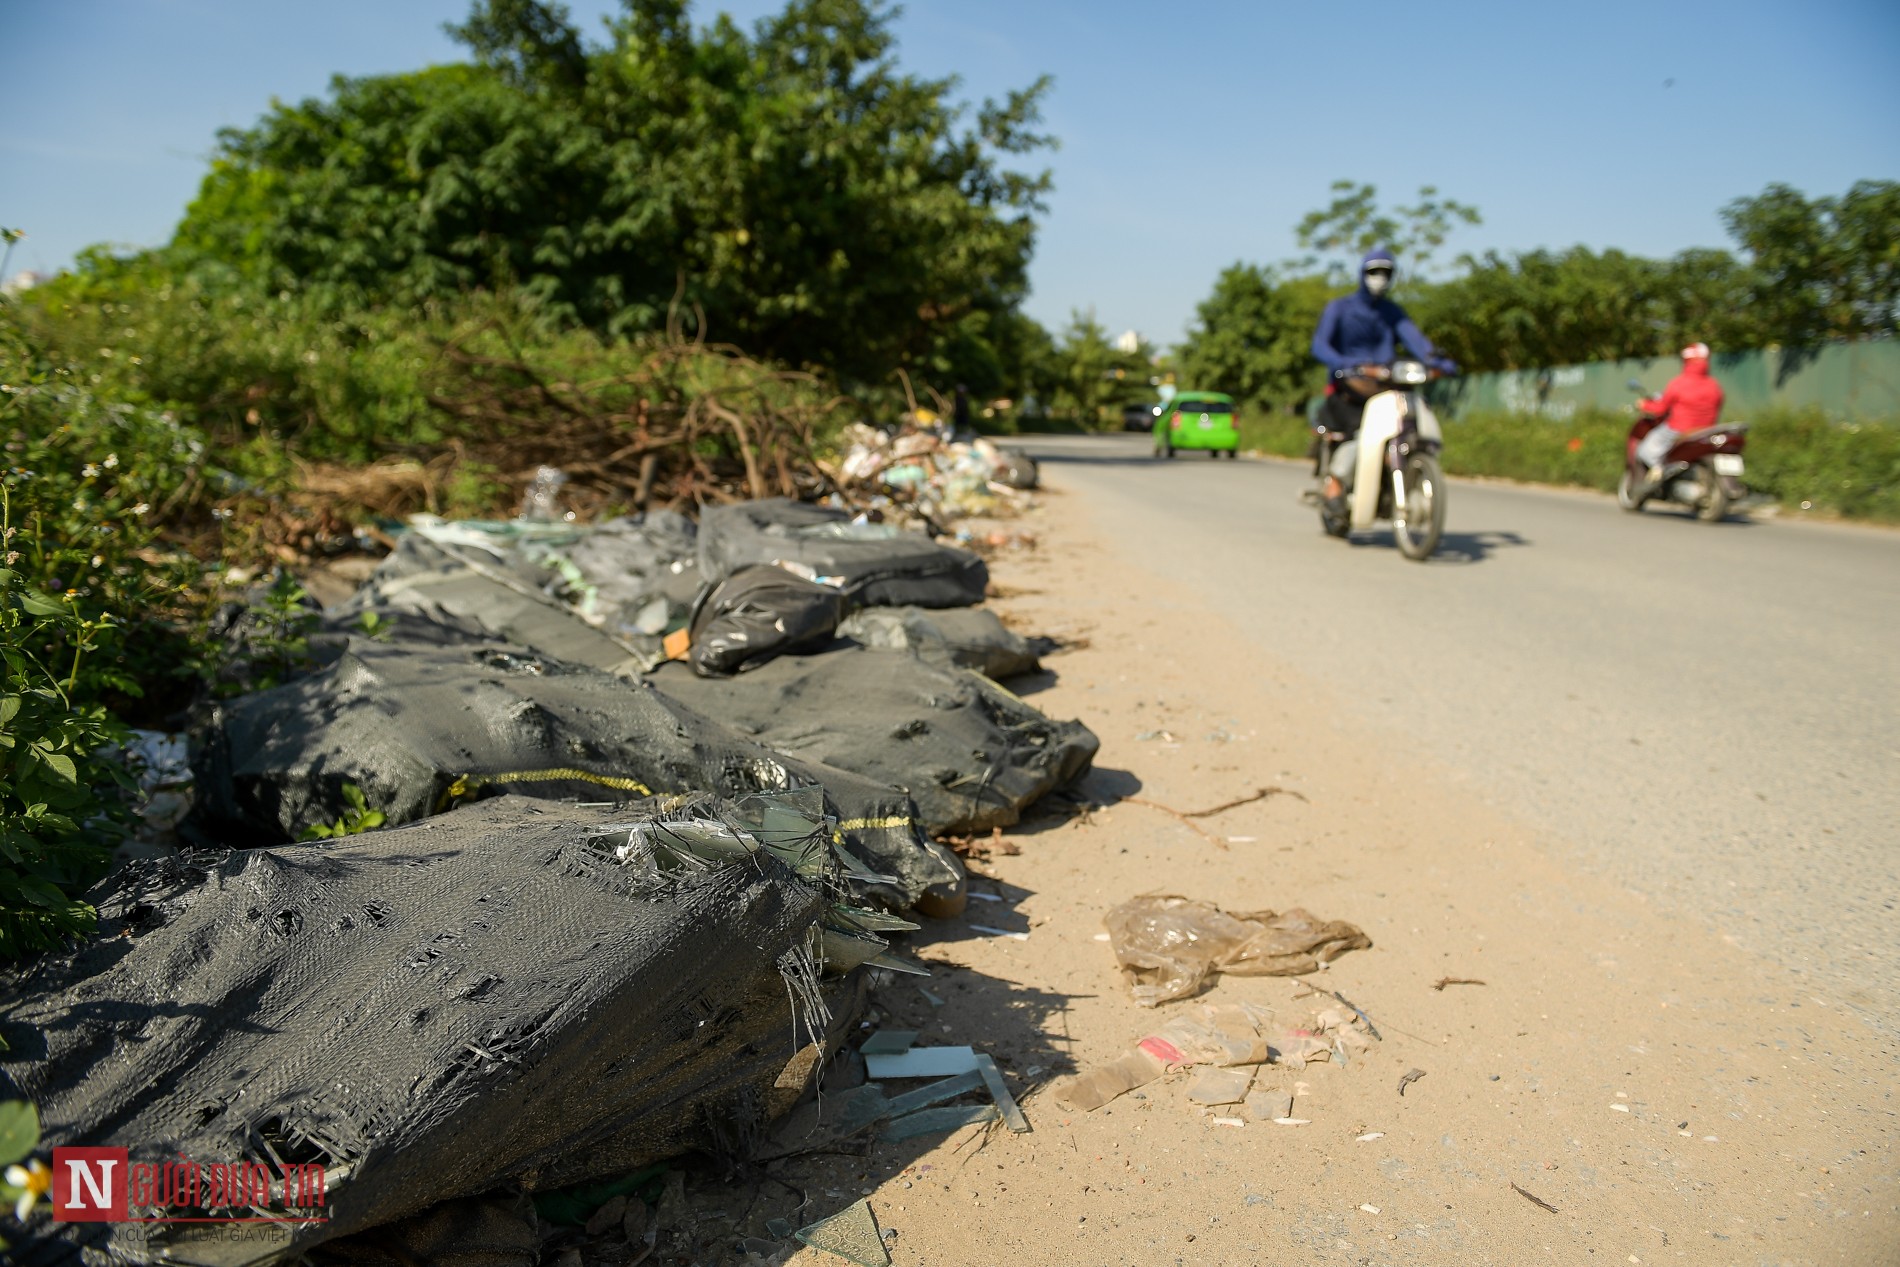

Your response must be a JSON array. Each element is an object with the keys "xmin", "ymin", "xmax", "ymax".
[
  {"xmin": 1618, "ymin": 379, "xmax": 1749, "ymax": 521},
  {"xmin": 1309, "ymin": 360, "xmax": 1449, "ymax": 561}
]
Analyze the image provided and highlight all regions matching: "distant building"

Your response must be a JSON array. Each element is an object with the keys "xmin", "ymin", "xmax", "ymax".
[
  {"xmin": 1, "ymin": 270, "xmax": 47, "ymax": 297},
  {"xmin": 1113, "ymin": 329, "xmax": 1142, "ymax": 355}
]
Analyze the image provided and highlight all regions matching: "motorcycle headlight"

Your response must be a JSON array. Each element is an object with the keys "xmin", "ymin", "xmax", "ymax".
[{"xmin": 1391, "ymin": 361, "xmax": 1429, "ymax": 386}]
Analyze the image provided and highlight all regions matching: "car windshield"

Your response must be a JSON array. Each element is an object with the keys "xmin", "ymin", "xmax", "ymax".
[{"xmin": 1176, "ymin": 401, "xmax": 1232, "ymax": 414}]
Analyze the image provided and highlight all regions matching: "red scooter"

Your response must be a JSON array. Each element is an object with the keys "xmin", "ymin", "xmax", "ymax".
[{"xmin": 1617, "ymin": 379, "xmax": 1750, "ymax": 521}]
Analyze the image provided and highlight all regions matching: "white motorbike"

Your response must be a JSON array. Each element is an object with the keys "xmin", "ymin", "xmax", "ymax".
[{"xmin": 1310, "ymin": 360, "xmax": 1449, "ymax": 561}]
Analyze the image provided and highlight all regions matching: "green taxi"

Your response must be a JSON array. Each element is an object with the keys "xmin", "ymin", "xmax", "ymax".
[{"xmin": 1154, "ymin": 391, "xmax": 1239, "ymax": 459}]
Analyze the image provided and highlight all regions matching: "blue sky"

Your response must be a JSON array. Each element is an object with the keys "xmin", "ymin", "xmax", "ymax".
[{"xmin": 5, "ymin": 0, "xmax": 1897, "ymax": 347}]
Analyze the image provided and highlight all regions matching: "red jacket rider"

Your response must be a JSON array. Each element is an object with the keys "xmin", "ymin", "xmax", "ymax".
[{"xmin": 1640, "ymin": 343, "xmax": 1724, "ymax": 434}]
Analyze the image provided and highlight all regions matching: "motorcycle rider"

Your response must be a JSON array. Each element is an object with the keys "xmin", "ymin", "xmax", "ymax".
[
  {"xmin": 1310, "ymin": 247, "xmax": 1457, "ymax": 511},
  {"xmin": 1635, "ymin": 342, "xmax": 1724, "ymax": 489}
]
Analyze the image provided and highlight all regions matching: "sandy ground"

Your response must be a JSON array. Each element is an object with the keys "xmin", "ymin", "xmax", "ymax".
[
  {"xmin": 697, "ymin": 473, "xmax": 1897, "ymax": 1267},
  {"xmin": 474, "ymin": 468, "xmax": 1900, "ymax": 1267}
]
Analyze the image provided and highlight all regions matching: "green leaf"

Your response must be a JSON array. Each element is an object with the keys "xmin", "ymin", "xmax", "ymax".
[
  {"xmin": 18, "ymin": 591, "xmax": 71, "ymax": 618},
  {"xmin": 0, "ymin": 1101, "xmax": 39, "ymax": 1166},
  {"xmin": 37, "ymin": 751, "xmax": 78, "ymax": 785}
]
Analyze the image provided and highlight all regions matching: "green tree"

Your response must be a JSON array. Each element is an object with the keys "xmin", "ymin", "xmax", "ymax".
[
  {"xmin": 1045, "ymin": 311, "xmax": 1146, "ymax": 428},
  {"xmin": 169, "ymin": 0, "xmax": 1055, "ymax": 387},
  {"xmin": 1294, "ymin": 180, "xmax": 1482, "ymax": 281},
  {"xmin": 1176, "ymin": 264, "xmax": 1331, "ymax": 411},
  {"xmin": 1721, "ymin": 180, "xmax": 1900, "ymax": 346}
]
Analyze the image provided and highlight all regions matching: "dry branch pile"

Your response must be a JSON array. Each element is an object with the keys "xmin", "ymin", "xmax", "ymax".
[{"xmin": 269, "ymin": 325, "xmax": 857, "ymax": 544}]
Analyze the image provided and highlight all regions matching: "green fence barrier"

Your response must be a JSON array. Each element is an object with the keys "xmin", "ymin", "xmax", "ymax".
[{"xmin": 1431, "ymin": 340, "xmax": 1900, "ymax": 425}]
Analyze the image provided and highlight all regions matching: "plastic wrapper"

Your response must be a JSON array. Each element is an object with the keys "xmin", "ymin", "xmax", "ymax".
[{"xmin": 1104, "ymin": 896, "xmax": 1372, "ymax": 1006}]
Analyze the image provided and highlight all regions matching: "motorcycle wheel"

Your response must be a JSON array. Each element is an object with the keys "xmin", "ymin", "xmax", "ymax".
[
  {"xmin": 1393, "ymin": 454, "xmax": 1446, "ymax": 561},
  {"xmin": 1616, "ymin": 467, "xmax": 1646, "ymax": 512},
  {"xmin": 1696, "ymin": 463, "xmax": 1729, "ymax": 523}
]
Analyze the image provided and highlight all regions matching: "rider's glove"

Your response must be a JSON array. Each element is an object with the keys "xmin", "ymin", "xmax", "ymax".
[{"xmin": 1432, "ymin": 357, "xmax": 1460, "ymax": 375}]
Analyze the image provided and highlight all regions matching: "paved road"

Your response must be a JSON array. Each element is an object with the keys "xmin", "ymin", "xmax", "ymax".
[{"xmin": 1016, "ymin": 433, "xmax": 1900, "ymax": 1025}]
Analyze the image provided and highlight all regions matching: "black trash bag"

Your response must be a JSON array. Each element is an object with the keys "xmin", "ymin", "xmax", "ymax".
[
  {"xmin": 0, "ymin": 795, "xmax": 862, "ymax": 1267},
  {"xmin": 696, "ymin": 497, "xmax": 988, "ymax": 609},
  {"xmin": 649, "ymin": 645, "xmax": 1098, "ymax": 836},
  {"xmin": 189, "ymin": 639, "xmax": 960, "ymax": 906},
  {"xmin": 689, "ymin": 564, "xmax": 845, "ymax": 678},
  {"xmin": 838, "ymin": 605, "xmax": 1039, "ymax": 680},
  {"xmin": 546, "ymin": 511, "xmax": 702, "ymax": 639},
  {"xmin": 330, "ymin": 533, "xmax": 660, "ymax": 674}
]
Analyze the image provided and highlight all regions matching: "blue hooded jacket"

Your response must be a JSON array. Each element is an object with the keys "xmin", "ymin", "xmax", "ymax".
[{"xmin": 1310, "ymin": 247, "xmax": 1451, "ymax": 374}]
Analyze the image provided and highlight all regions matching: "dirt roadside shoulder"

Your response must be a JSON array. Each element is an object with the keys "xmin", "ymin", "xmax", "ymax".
[{"xmin": 777, "ymin": 475, "xmax": 1897, "ymax": 1266}]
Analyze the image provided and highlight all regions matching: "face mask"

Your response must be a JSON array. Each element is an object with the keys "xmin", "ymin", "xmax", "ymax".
[{"xmin": 1364, "ymin": 269, "xmax": 1392, "ymax": 297}]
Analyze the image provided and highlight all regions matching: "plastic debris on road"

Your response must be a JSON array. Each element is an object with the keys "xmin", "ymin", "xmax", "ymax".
[{"xmin": 1103, "ymin": 896, "xmax": 1373, "ymax": 1006}]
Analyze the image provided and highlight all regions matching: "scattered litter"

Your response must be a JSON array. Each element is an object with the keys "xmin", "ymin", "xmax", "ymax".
[
  {"xmin": 860, "ymin": 1030, "xmax": 919, "ymax": 1056},
  {"xmin": 794, "ymin": 1199, "xmax": 891, "ymax": 1267},
  {"xmin": 968, "ymin": 891, "xmax": 1005, "ymax": 902},
  {"xmin": 1104, "ymin": 896, "xmax": 1372, "ymax": 1005},
  {"xmin": 1398, "ymin": 1068, "xmax": 1428, "ymax": 1096},
  {"xmin": 1245, "ymin": 1091, "xmax": 1293, "ymax": 1122},
  {"xmin": 968, "ymin": 924, "xmax": 1028, "ymax": 941},
  {"xmin": 1292, "ymin": 981, "xmax": 1386, "ymax": 1042},
  {"xmin": 975, "ymin": 1055, "xmax": 1031, "ymax": 1133},
  {"xmin": 1511, "ymin": 1182, "xmax": 1560, "ymax": 1213},
  {"xmin": 865, "ymin": 1045, "xmax": 982, "ymax": 1080},
  {"xmin": 1058, "ymin": 1002, "xmax": 1274, "ymax": 1111},
  {"xmin": 885, "ymin": 1069, "xmax": 984, "ymax": 1116},
  {"xmin": 1092, "ymin": 932, "xmax": 1111, "ymax": 941},
  {"xmin": 1610, "ymin": 1103, "xmax": 1631, "ymax": 1113},
  {"xmin": 1211, "ymin": 1116, "xmax": 1245, "ymax": 1128},
  {"xmin": 1186, "ymin": 1067, "xmax": 1254, "ymax": 1106},
  {"xmin": 1226, "ymin": 836, "xmax": 1257, "ymax": 843},
  {"xmin": 1356, "ymin": 1132, "xmax": 1385, "ymax": 1142},
  {"xmin": 1274, "ymin": 1117, "xmax": 1311, "ymax": 1126},
  {"xmin": 881, "ymin": 1103, "xmax": 997, "ymax": 1141},
  {"xmin": 1360, "ymin": 1204, "xmax": 1381, "ymax": 1215},
  {"xmin": 1431, "ymin": 977, "xmax": 1487, "ymax": 991}
]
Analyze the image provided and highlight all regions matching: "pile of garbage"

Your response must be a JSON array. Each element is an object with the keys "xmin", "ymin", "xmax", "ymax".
[
  {"xmin": 835, "ymin": 423, "xmax": 1039, "ymax": 523},
  {"xmin": 2, "ymin": 481, "xmax": 1094, "ymax": 1264}
]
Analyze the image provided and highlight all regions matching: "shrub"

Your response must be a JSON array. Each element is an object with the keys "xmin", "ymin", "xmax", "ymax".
[{"xmin": 0, "ymin": 487, "xmax": 128, "ymax": 960}]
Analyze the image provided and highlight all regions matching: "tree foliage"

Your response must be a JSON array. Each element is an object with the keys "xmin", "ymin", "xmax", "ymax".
[
  {"xmin": 170, "ymin": 0, "xmax": 1054, "ymax": 389},
  {"xmin": 1720, "ymin": 180, "xmax": 1900, "ymax": 346},
  {"xmin": 1294, "ymin": 181, "xmax": 1482, "ymax": 280},
  {"xmin": 1409, "ymin": 245, "xmax": 1765, "ymax": 372},
  {"xmin": 1175, "ymin": 264, "xmax": 1330, "ymax": 409}
]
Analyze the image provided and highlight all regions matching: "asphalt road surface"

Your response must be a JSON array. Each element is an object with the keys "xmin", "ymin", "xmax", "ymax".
[{"xmin": 1016, "ymin": 433, "xmax": 1900, "ymax": 1028}]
